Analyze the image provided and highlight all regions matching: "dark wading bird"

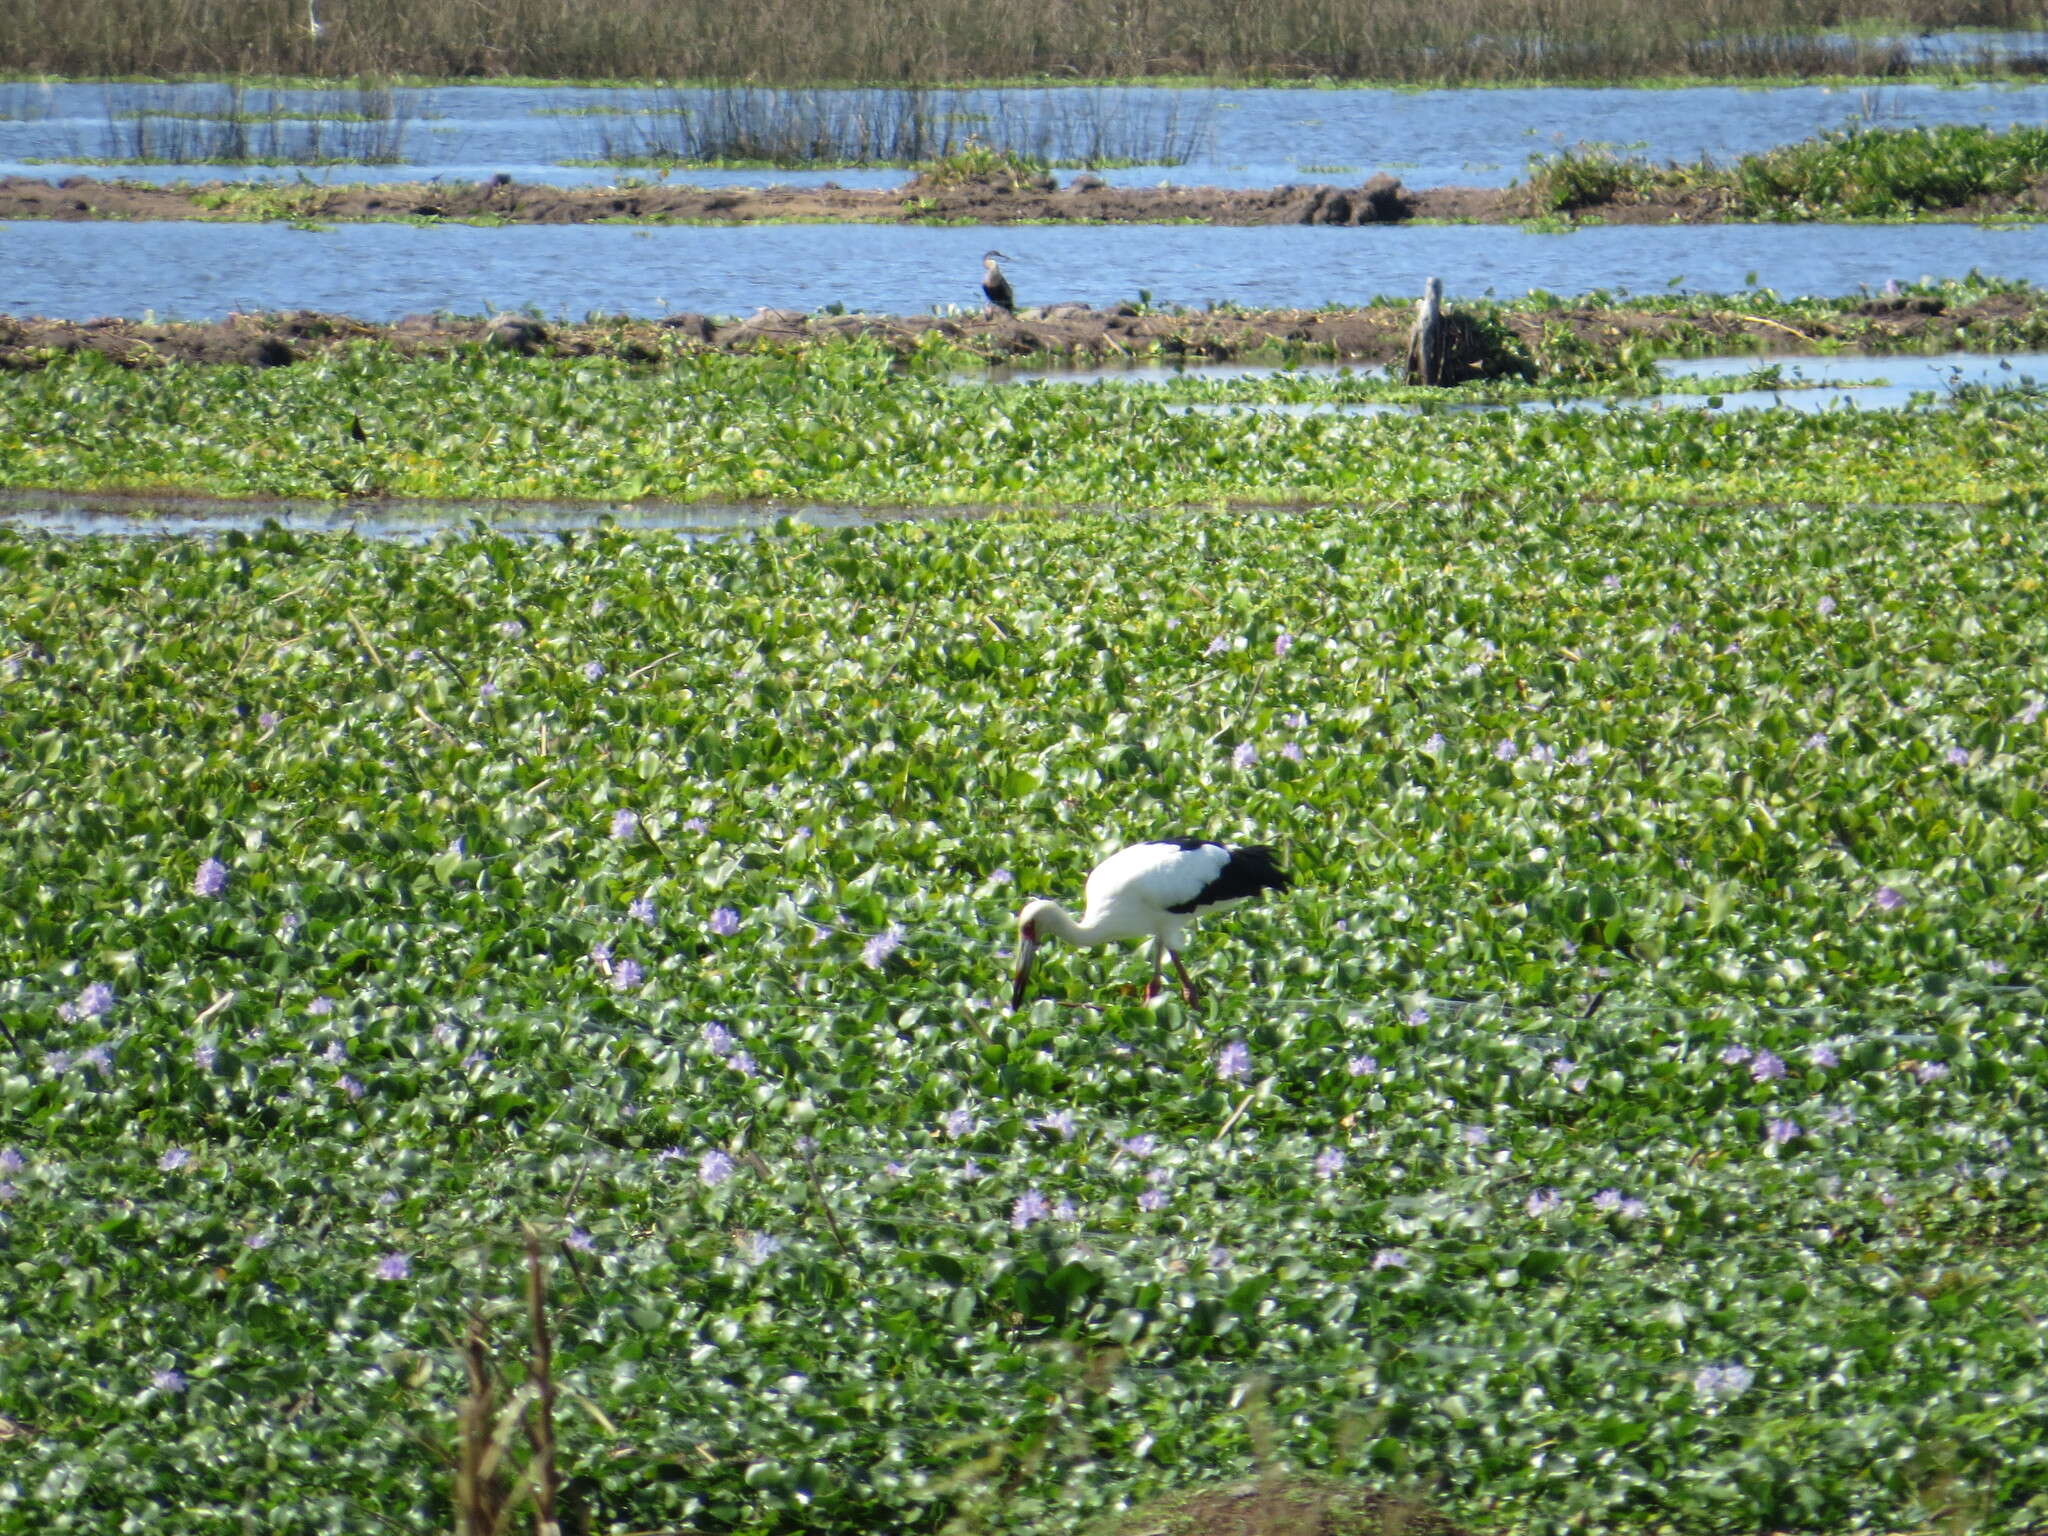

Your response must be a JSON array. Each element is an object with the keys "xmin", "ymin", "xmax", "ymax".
[
  {"xmin": 981, "ymin": 250, "xmax": 1017, "ymax": 314},
  {"xmin": 1011, "ymin": 839, "xmax": 1292, "ymax": 1008}
]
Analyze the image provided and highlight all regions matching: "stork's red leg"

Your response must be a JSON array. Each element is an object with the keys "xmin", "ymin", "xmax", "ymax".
[
  {"xmin": 1144, "ymin": 937, "xmax": 1166, "ymax": 1002},
  {"xmin": 1170, "ymin": 950, "xmax": 1201, "ymax": 1006}
]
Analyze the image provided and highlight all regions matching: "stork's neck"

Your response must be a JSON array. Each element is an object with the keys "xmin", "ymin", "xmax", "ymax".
[{"xmin": 1020, "ymin": 898, "xmax": 1123, "ymax": 948}]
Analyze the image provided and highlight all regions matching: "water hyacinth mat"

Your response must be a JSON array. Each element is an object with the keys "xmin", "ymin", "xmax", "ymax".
[{"xmin": 2, "ymin": 496, "xmax": 2046, "ymax": 1535}]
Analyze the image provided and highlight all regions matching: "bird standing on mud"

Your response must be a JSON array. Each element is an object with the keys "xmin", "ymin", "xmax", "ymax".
[
  {"xmin": 1010, "ymin": 839, "xmax": 1292, "ymax": 1008},
  {"xmin": 981, "ymin": 250, "xmax": 1017, "ymax": 314}
]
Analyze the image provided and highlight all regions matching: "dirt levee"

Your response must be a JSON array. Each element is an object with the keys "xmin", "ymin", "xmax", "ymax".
[{"xmin": 3, "ymin": 291, "xmax": 2041, "ymax": 372}]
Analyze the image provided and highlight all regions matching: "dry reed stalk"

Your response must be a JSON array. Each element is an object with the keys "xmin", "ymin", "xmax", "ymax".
[{"xmin": 451, "ymin": 1235, "xmax": 563, "ymax": 1536}]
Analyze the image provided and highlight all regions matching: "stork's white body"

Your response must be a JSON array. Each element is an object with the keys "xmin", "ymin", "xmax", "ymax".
[{"xmin": 1011, "ymin": 839, "xmax": 1290, "ymax": 1007}]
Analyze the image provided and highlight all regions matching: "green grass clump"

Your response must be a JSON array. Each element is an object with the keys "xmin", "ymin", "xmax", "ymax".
[
  {"xmin": 1523, "ymin": 146, "xmax": 1669, "ymax": 211},
  {"xmin": 3, "ymin": 498, "xmax": 2048, "ymax": 1534},
  {"xmin": 1732, "ymin": 124, "xmax": 2048, "ymax": 217},
  {"xmin": 909, "ymin": 137, "xmax": 1049, "ymax": 184},
  {"xmin": 1525, "ymin": 124, "xmax": 2048, "ymax": 220}
]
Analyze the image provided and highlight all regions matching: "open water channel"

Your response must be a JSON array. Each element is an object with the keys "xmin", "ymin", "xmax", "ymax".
[{"xmin": 5, "ymin": 218, "xmax": 2044, "ymax": 319}]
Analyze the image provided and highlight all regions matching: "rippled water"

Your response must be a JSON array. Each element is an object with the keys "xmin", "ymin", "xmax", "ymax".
[
  {"xmin": 0, "ymin": 491, "xmax": 907, "ymax": 540},
  {"xmin": 5, "ymin": 217, "xmax": 2042, "ymax": 320},
  {"xmin": 1168, "ymin": 350, "xmax": 2048, "ymax": 418},
  {"xmin": 983, "ymin": 350, "xmax": 2046, "ymax": 395},
  {"xmin": 3, "ymin": 73, "xmax": 2047, "ymax": 189}
]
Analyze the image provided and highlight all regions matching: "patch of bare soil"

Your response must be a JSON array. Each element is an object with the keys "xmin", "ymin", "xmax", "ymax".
[
  {"xmin": 1111, "ymin": 1475, "xmax": 1468, "ymax": 1536},
  {"xmin": 2, "ymin": 169, "xmax": 2031, "ymax": 228},
  {"xmin": 0, "ymin": 170, "xmax": 1448, "ymax": 226}
]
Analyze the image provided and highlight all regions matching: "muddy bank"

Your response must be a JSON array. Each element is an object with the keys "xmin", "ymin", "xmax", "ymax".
[
  {"xmin": 7, "ymin": 167, "xmax": 2043, "ymax": 227},
  {"xmin": 4, "ymin": 290, "xmax": 2041, "ymax": 372},
  {"xmin": 0, "ymin": 170, "xmax": 1521, "ymax": 225}
]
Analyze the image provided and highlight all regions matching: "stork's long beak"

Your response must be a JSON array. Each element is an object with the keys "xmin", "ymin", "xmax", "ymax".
[{"xmin": 1010, "ymin": 934, "xmax": 1038, "ymax": 1010}]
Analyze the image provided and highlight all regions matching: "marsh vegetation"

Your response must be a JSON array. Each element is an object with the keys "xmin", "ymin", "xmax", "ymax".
[
  {"xmin": 1, "ymin": 0, "xmax": 2045, "ymax": 83},
  {"xmin": 3, "ymin": 493, "xmax": 2048, "ymax": 1533}
]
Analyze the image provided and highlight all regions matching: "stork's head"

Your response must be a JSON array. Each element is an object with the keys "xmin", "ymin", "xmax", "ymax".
[
  {"xmin": 983, "ymin": 249, "xmax": 1013, "ymax": 266},
  {"xmin": 1010, "ymin": 898, "xmax": 1055, "ymax": 1009}
]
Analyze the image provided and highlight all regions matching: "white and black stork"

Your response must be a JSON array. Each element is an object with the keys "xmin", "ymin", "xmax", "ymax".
[{"xmin": 1010, "ymin": 839, "xmax": 1292, "ymax": 1008}]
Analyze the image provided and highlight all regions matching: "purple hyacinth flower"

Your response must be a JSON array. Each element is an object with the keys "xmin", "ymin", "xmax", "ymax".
[
  {"xmin": 1749, "ymin": 1050, "xmax": 1787, "ymax": 1083},
  {"xmin": 1346, "ymin": 1053, "xmax": 1378, "ymax": 1077},
  {"xmin": 1216, "ymin": 1040, "xmax": 1251, "ymax": 1082},
  {"xmin": 628, "ymin": 895, "xmax": 657, "ymax": 925},
  {"xmin": 698, "ymin": 1150, "xmax": 737, "ymax": 1187},
  {"xmin": 1273, "ymin": 633, "xmax": 1294, "ymax": 657},
  {"xmin": 1694, "ymin": 1363, "xmax": 1754, "ymax": 1400},
  {"xmin": 1231, "ymin": 741, "xmax": 1258, "ymax": 770},
  {"xmin": 375, "ymin": 1253, "xmax": 411, "ymax": 1281},
  {"xmin": 1011, "ymin": 1189, "xmax": 1050, "ymax": 1229},
  {"xmin": 1314, "ymin": 1147, "xmax": 1347, "ymax": 1179},
  {"xmin": 1136, "ymin": 1188, "xmax": 1167, "ymax": 1213},
  {"xmin": 708, "ymin": 906, "xmax": 742, "ymax": 937},
  {"xmin": 192, "ymin": 859, "xmax": 229, "ymax": 898},
  {"xmin": 862, "ymin": 925, "xmax": 905, "ymax": 968},
  {"xmin": 1874, "ymin": 887, "xmax": 1903, "ymax": 911},
  {"xmin": 609, "ymin": 809, "xmax": 639, "ymax": 841},
  {"xmin": 151, "ymin": 1369, "xmax": 187, "ymax": 1393}
]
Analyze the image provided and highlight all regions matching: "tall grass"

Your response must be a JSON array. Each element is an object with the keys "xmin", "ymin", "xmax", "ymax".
[
  {"xmin": 96, "ymin": 82, "xmax": 412, "ymax": 163},
  {"xmin": 574, "ymin": 87, "xmax": 1212, "ymax": 167},
  {"xmin": 1, "ymin": 0, "xmax": 2043, "ymax": 83}
]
